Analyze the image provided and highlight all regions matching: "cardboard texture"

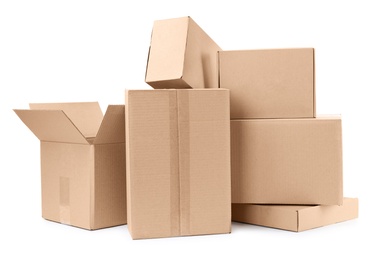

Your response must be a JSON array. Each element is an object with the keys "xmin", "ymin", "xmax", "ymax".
[
  {"xmin": 219, "ymin": 48, "xmax": 315, "ymax": 119},
  {"xmin": 231, "ymin": 117, "xmax": 343, "ymax": 205},
  {"xmin": 232, "ymin": 198, "xmax": 358, "ymax": 232},
  {"xmin": 145, "ymin": 16, "xmax": 222, "ymax": 89},
  {"xmin": 14, "ymin": 102, "xmax": 126, "ymax": 230},
  {"xmin": 125, "ymin": 89, "xmax": 231, "ymax": 239}
]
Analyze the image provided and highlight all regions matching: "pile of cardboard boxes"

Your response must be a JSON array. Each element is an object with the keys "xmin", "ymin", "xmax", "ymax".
[{"xmin": 14, "ymin": 16, "xmax": 358, "ymax": 239}]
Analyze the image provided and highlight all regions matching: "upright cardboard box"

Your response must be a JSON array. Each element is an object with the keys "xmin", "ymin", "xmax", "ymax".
[
  {"xmin": 219, "ymin": 48, "xmax": 315, "ymax": 119},
  {"xmin": 14, "ymin": 102, "xmax": 126, "ymax": 230},
  {"xmin": 232, "ymin": 198, "xmax": 358, "ymax": 232},
  {"xmin": 145, "ymin": 16, "xmax": 221, "ymax": 89},
  {"xmin": 125, "ymin": 89, "xmax": 231, "ymax": 239},
  {"xmin": 231, "ymin": 117, "xmax": 343, "ymax": 205}
]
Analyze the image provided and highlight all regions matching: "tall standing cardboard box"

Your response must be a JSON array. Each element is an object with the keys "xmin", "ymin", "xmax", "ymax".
[
  {"xmin": 219, "ymin": 48, "xmax": 315, "ymax": 119},
  {"xmin": 14, "ymin": 102, "xmax": 126, "ymax": 230},
  {"xmin": 231, "ymin": 117, "xmax": 343, "ymax": 205},
  {"xmin": 145, "ymin": 16, "xmax": 222, "ymax": 89},
  {"xmin": 126, "ymin": 89, "xmax": 231, "ymax": 239}
]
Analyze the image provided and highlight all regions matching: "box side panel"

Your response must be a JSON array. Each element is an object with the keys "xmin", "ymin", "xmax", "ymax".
[
  {"xmin": 178, "ymin": 89, "xmax": 231, "ymax": 236},
  {"xmin": 298, "ymin": 198, "xmax": 358, "ymax": 231},
  {"xmin": 92, "ymin": 143, "xmax": 126, "ymax": 229},
  {"xmin": 232, "ymin": 204, "xmax": 298, "ymax": 231},
  {"xmin": 219, "ymin": 48, "xmax": 314, "ymax": 119},
  {"xmin": 183, "ymin": 17, "xmax": 222, "ymax": 89},
  {"xmin": 41, "ymin": 142, "xmax": 91, "ymax": 229},
  {"xmin": 231, "ymin": 118, "xmax": 342, "ymax": 205},
  {"xmin": 126, "ymin": 90, "xmax": 178, "ymax": 239},
  {"xmin": 145, "ymin": 17, "xmax": 189, "ymax": 84}
]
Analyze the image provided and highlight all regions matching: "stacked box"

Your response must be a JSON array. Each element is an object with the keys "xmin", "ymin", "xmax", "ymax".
[{"xmin": 219, "ymin": 48, "xmax": 357, "ymax": 231}]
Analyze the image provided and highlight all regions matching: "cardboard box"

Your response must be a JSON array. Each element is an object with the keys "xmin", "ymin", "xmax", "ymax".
[
  {"xmin": 219, "ymin": 48, "xmax": 315, "ymax": 119},
  {"xmin": 231, "ymin": 117, "xmax": 343, "ymax": 205},
  {"xmin": 14, "ymin": 102, "xmax": 126, "ymax": 230},
  {"xmin": 125, "ymin": 89, "xmax": 231, "ymax": 239},
  {"xmin": 232, "ymin": 198, "xmax": 358, "ymax": 232},
  {"xmin": 145, "ymin": 16, "xmax": 222, "ymax": 89}
]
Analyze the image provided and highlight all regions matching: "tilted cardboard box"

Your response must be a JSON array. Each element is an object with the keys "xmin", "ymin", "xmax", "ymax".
[
  {"xmin": 219, "ymin": 48, "xmax": 315, "ymax": 119},
  {"xmin": 14, "ymin": 102, "xmax": 126, "ymax": 230},
  {"xmin": 145, "ymin": 16, "xmax": 222, "ymax": 89},
  {"xmin": 232, "ymin": 198, "xmax": 358, "ymax": 232},
  {"xmin": 125, "ymin": 89, "xmax": 231, "ymax": 239},
  {"xmin": 231, "ymin": 117, "xmax": 343, "ymax": 205}
]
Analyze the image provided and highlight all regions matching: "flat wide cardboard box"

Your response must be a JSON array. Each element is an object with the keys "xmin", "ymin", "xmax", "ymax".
[
  {"xmin": 232, "ymin": 198, "xmax": 358, "ymax": 232},
  {"xmin": 125, "ymin": 89, "xmax": 231, "ymax": 239},
  {"xmin": 14, "ymin": 102, "xmax": 126, "ymax": 230},
  {"xmin": 219, "ymin": 48, "xmax": 315, "ymax": 119},
  {"xmin": 231, "ymin": 117, "xmax": 343, "ymax": 205},
  {"xmin": 145, "ymin": 16, "xmax": 222, "ymax": 89}
]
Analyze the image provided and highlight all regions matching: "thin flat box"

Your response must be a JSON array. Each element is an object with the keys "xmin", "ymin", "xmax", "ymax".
[
  {"xmin": 219, "ymin": 48, "xmax": 315, "ymax": 119},
  {"xmin": 125, "ymin": 89, "xmax": 231, "ymax": 239},
  {"xmin": 231, "ymin": 117, "xmax": 343, "ymax": 205},
  {"xmin": 232, "ymin": 198, "xmax": 358, "ymax": 232},
  {"xmin": 14, "ymin": 102, "xmax": 126, "ymax": 230},
  {"xmin": 145, "ymin": 16, "xmax": 221, "ymax": 89}
]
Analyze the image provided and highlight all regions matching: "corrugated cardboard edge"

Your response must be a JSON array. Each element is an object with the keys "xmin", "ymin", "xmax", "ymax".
[
  {"xmin": 125, "ymin": 90, "xmax": 132, "ymax": 235},
  {"xmin": 312, "ymin": 48, "xmax": 316, "ymax": 117},
  {"xmin": 298, "ymin": 198, "xmax": 358, "ymax": 231}
]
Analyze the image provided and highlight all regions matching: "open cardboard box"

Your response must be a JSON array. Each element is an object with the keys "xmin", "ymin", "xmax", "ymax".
[{"xmin": 14, "ymin": 102, "xmax": 126, "ymax": 230}]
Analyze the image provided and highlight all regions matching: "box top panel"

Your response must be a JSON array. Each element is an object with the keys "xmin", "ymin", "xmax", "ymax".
[{"xmin": 29, "ymin": 102, "xmax": 103, "ymax": 138}]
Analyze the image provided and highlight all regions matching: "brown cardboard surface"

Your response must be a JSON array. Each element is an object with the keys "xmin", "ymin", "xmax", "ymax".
[
  {"xmin": 145, "ymin": 16, "xmax": 221, "ymax": 89},
  {"xmin": 231, "ymin": 117, "xmax": 343, "ymax": 205},
  {"xmin": 14, "ymin": 103, "xmax": 126, "ymax": 230},
  {"xmin": 125, "ymin": 89, "xmax": 231, "ymax": 239},
  {"xmin": 30, "ymin": 102, "xmax": 103, "ymax": 138},
  {"xmin": 219, "ymin": 48, "xmax": 315, "ymax": 119},
  {"xmin": 232, "ymin": 198, "xmax": 358, "ymax": 232}
]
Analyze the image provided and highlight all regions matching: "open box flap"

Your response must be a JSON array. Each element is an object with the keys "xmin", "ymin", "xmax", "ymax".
[
  {"xmin": 94, "ymin": 105, "xmax": 125, "ymax": 144},
  {"xmin": 14, "ymin": 109, "xmax": 88, "ymax": 144},
  {"xmin": 29, "ymin": 102, "xmax": 103, "ymax": 139}
]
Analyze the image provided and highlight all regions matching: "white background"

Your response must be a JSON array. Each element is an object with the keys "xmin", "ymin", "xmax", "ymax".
[{"xmin": 0, "ymin": 0, "xmax": 373, "ymax": 259}]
